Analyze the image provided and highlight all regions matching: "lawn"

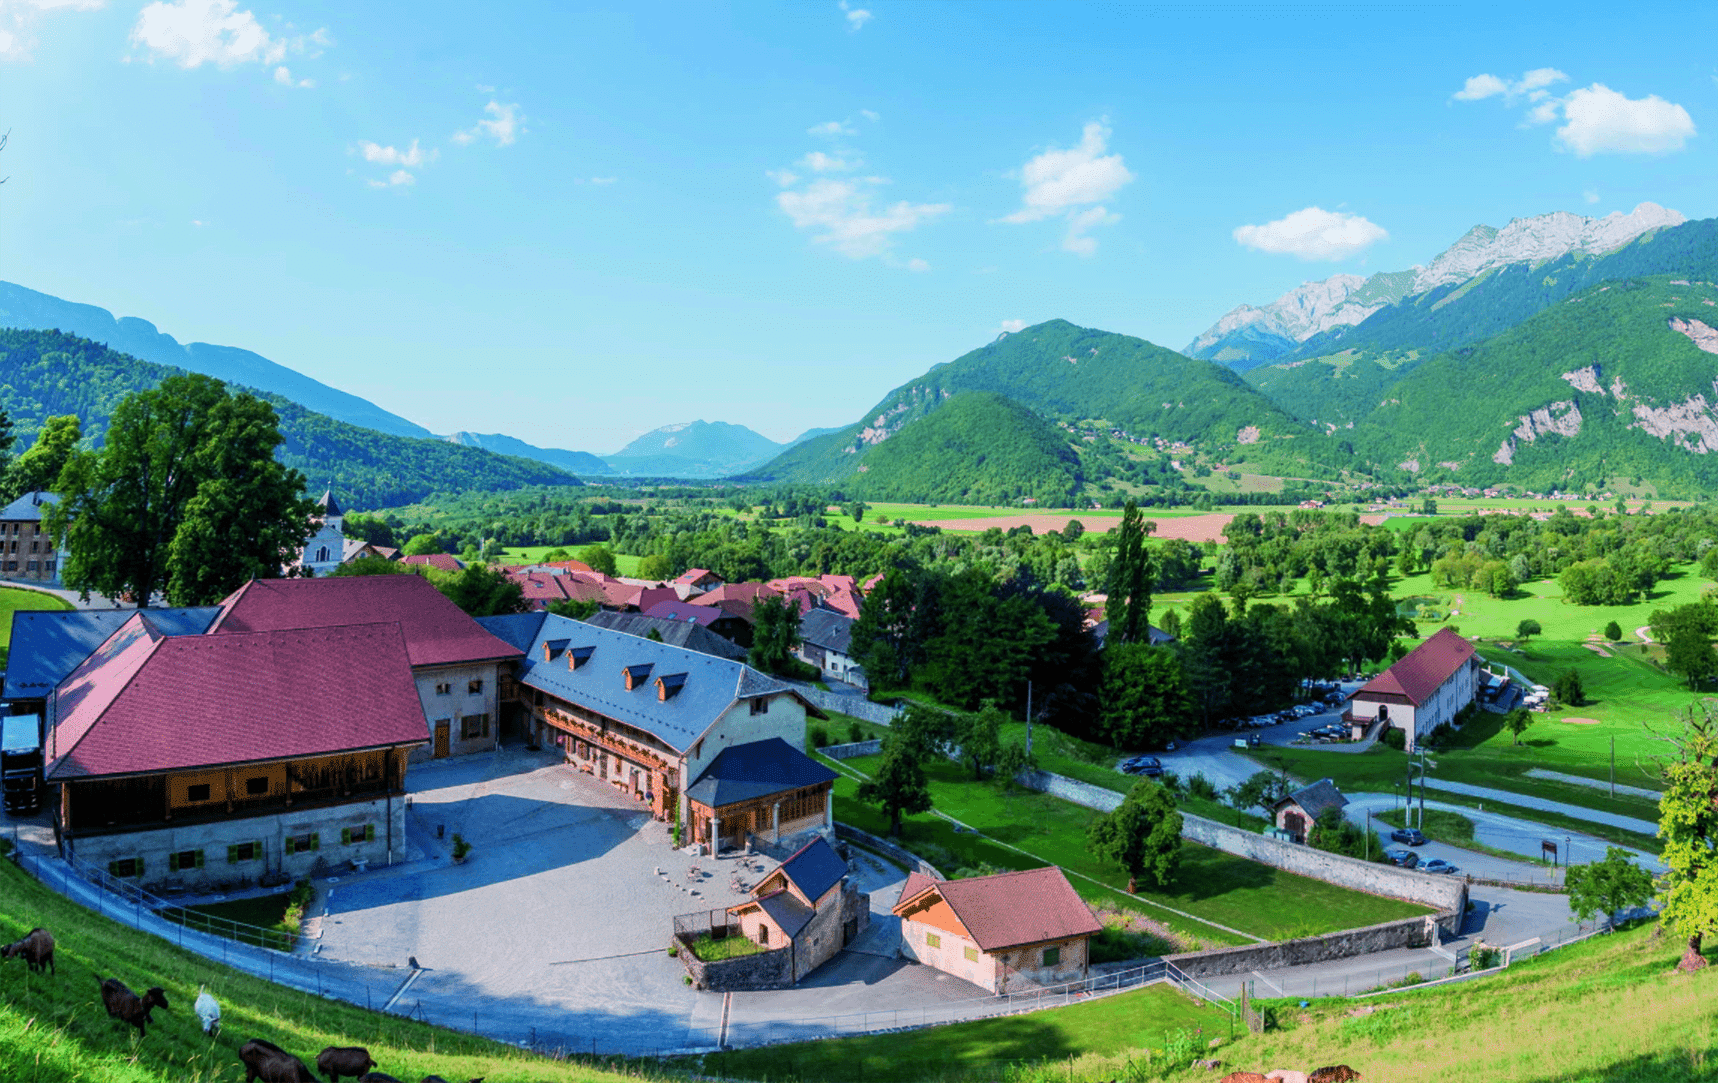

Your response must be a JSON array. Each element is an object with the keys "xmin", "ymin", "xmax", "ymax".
[
  {"xmin": 690, "ymin": 981, "xmax": 1223, "ymax": 1083},
  {"xmin": 0, "ymin": 584, "xmax": 74, "ymax": 666},
  {"xmin": 688, "ymin": 932, "xmax": 767, "ymax": 962},
  {"xmin": 0, "ymin": 857, "xmax": 652, "ymax": 1083},
  {"xmin": 828, "ymin": 753, "xmax": 1430, "ymax": 946},
  {"xmin": 161, "ymin": 890, "xmax": 303, "ymax": 952},
  {"xmin": 499, "ymin": 546, "xmax": 644, "ymax": 576},
  {"xmin": 1392, "ymin": 562, "xmax": 1712, "ymax": 644}
]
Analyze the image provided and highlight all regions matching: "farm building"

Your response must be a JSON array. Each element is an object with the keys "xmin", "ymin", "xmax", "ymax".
[
  {"xmin": 45, "ymin": 612, "xmax": 427, "ymax": 891},
  {"xmin": 479, "ymin": 612, "xmax": 835, "ymax": 853},
  {"xmin": 893, "ymin": 866, "xmax": 1102, "ymax": 993},
  {"xmin": 1343, "ymin": 626, "xmax": 1480, "ymax": 752},
  {"xmin": 1271, "ymin": 778, "xmax": 1349, "ymax": 844},
  {"xmin": 724, "ymin": 835, "xmax": 870, "ymax": 981}
]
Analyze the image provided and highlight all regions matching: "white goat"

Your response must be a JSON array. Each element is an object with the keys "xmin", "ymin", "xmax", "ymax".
[{"xmin": 194, "ymin": 984, "xmax": 221, "ymax": 1036}]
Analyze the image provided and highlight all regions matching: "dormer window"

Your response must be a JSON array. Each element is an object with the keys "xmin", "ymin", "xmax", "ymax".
[
  {"xmin": 656, "ymin": 673, "xmax": 687, "ymax": 701},
  {"xmin": 569, "ymin": 645, "xmax": 594, "ymax": 670},
  {"xmin": 544, "ymin": 638, "xmax": 569, "ymax": 662},
  {"xmin": 623, "ymin": 663, "xmax": 653, "ymax": 690}
]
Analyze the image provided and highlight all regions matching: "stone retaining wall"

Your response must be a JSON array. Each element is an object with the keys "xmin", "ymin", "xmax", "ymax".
[
  {"xmin": 798, "ymin": 689, "xmax": 903, "ymax": 726},
  {"xmin": 820, "ymin": 739, "xmax": 883, "ymax": 760},
  {"xmin": 834, "ymin": 822, "xmax": 945, "ymax": 880},
  {"xmin": 675, "ymin": 930, "xmax": 793, "ymax": 991},
  {"xmin": 1166, "ymin": 914, "xmax": 1444, "ymax": 979},
  {"xmin": 1016, "ymin": 769, "xmax": 1125, "ymax": 812}
]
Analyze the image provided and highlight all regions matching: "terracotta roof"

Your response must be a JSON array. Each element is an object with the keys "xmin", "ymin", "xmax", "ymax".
[
  {"xmin": 893, "ymin": 866, "xmax": 1101, "ymax": 952},
  {"xmin": 398, "ymin": 553, "xmax": 466, "ymax": 572},
  {"xmin": 1354, "ymin": 627, "xmax": 1475, "ymax": 706},
  {"xmin": 644, "ymin": 600, "xmax": 724, "ymax": 627},
  {"xmin": 47, "ymin": 616, "xmax": 427, "ymax": 780},
  {"xmin": 209, "ymin": 575, "xmax": 523, "ymax": 668}
]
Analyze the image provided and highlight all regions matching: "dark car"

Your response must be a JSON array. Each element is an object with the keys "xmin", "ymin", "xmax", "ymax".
[
  {"xmin": 1120, "ymin": 756, "xmax": 1162, "ymax": 777},
  {"xmin": 1421, "ymin": 858, "xmax": 1459, "ymax": 875},
  {"xmin": 1391, "ymin": 827, "xmax": 1428, "ymax": 846},
  {"xmin": 1385, "ymin": 848, "xmax": 1419, "ymax": 868}
]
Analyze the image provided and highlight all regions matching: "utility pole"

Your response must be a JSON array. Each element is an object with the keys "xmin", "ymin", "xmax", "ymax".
[
  {"xmin": 1610, "ymin": 736, "xmax": 1615, "ymax": 798},
  {"xmin": 1025, "ymin": 680, "xmax": 1033, "ymax": 757}
]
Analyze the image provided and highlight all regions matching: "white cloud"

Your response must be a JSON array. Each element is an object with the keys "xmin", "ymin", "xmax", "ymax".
[
  {"xmin": 1233, "ymin": 206, "xmax": 1389, "ymax": 261},
  {"xmin": 191, "ymin": 218, "xmax": 205, "ymax": 227},
  {"xmin": 776, "ymin": 176, "xmax": 948, "ymax": 260},
  {"xmin": 998, "ymin": 120, "xmax": 1132, "ymax": 254},
  {"xmin": 452, "ymin": 100, "xmax": 524, "ymax": 147},
  {"xmin": 1584, "ymin": 188, "xmax": 1600, "ymax": 205},
  {"xmin": 273, "ymin": 64, "xmax": 311, "ymax": 88},
  {"xmin": 998, "ymin": 319, "xmax": 1027, "ymax": 333},
  {"xmin": 589, "ymin": 176, "xmax": 617, "ymax": 185},
  {"xmin": 1, "ymin": 0, "xmax": 103, "ymax": 62},
  {"xmin": 808, "ymin": 120, "xmax": 854, "ymax": 138},
  {"xmin": 1452, "ymin": 74, "xmax": 1508, "ymax": 102},
  {"xmin": 860, "ymin": 109, "xmax": 880, "ymax": 122},
  {"xmin": 367, "ymin": 170, "xmax": 415, "ymax": 189},
  {"xmin": 767, "ymin": 169, "xmax": 800, "ymax": 188},
  {"xmin": 359, "ymin": 139, "xmax": 432, "ymax": 168},
  {"xmin": 1556, "ymin": 83, "xmax": 1696, "ymax": 156},
  {"xmin": 799, "ymin": 150, "xmax": 858, "ymax": 173},
  {"xmin": 131, "ymin": 0, "xmax": 281, "ymax": 68},
  {"xmin": 838, "ymin": 1, "xmax": 871, "ymax": 31},
  {"xmin": 1452, "ymin": 67, "xmax": 1568, "ymax": 103},
  {"xmin": 907, "ymin": 258, "xmax": 929, "ymax": 272}
]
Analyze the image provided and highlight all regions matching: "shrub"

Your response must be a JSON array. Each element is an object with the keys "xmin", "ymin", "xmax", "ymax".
[
  {"xmin": 847, "ymin": 721, "xmax": 864, "ymax": 744},
  {"xmin": 1604, "ymin": 620, "xmax": 1623, "ymax": 642},
  {"xmin": 451, "ymin": 833, "xmax": 473, "ymax": 861},
  {"xmin": 1470, "ymin": 944, "xmax": 1502, "ymax": 970},
  {"xmin": 1553, "ymin": 668, "xmax": 1586, "ymax": 707},
  {"xmin": 1186, "ymin": 773, "xmax": 1218, "ymax": 801},
  {"xmin": 1382, "ymin": 726, "xmax": 1407, "ymax": 751},
  {"xmin": 809, "ymin": 725, "xmax": 830, "ymax": 748}
]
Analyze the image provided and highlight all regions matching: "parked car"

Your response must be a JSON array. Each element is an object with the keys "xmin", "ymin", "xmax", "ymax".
[
  {"xmin": 1233, "ymin": 734, "xmax": 1262, "ymax": 749},
  {"xmin": 1421, "ymin": 858, "xmax": 1459, "ymax": 875},
  {"xmin": 1385, "ymin": 848, "xmax": 1419, "ymax": 868},
  {"xmin": 1120, "ymin": 756, "xmax": 1162, "ymax": 777},
  {"xmin": 1391, "ymin": 827, "xmax": 1428, "ymax": 846}
]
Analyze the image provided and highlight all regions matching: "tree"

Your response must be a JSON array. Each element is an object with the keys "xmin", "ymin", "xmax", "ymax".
[
  {"xmin": 1604, "ymin": 620, "xmax": 1624, "ymax": 642},
  {"xmin": 1105, "ymin": 501, "xmax": 1156, "ymax": 646},
  {"xmin": 1552, "ymin": 668, "xmax": 1586, "ymax": 707},
  {"xmin": 331, "ymin": 555, "xmax": 414, "ymax": 577},
  {"xmin": 1565, "ymin": 847, "xmax": 1654, "ymax": 932},
  {"xmin": 48, "ymin": 375, "xmax": 313, "ymax": 607},
  {"xmin": 1504, "ymin": 708, "xmax": 1534, "ymax": 746},
  {"xmin": 8, "ymin": 414, "xmax": 79, "ymax": 497},
  {"xmin": 748, "ymin": 593, "xmax": 803, "ymax": 675},
  {"xmin": 1086, "ymin": 779, "xmax": 1182, "ymax": 893},
  {"xmin": 546, "ymin": 597, "xmax": 600, "ymax": 620},
  {"xmin": 637, "ymin": 553, "xmax": 673, "ymax": 581},
  {"xmin": 435, "ymin": 563, "xmax": 528, "ymax": 617},
  {"xmin": 1516, "ymin": 619, "xmax": 1542, "ymax": 643},
  {"xmin": 857, "ymin": 713, "xmax": 940, "ymax": 836},
  {"xmin": 579, "ymin": 544, "xmax": 619, "ymax": 576},
  {"xmin": 1310, "ymin": 806, "xmax": 1370, "ymax": 860},
  {"xmin": 1420, "ymin": 496, "xmax": 1437, "ymax": 516},
  {"xmin": 1666, "ymin": 622, "xmax": 1718, "ymax": 690},
  {"xmin": 1653, "ymin": 702, "xmax": 1718, "ymax": 970},
  {"xmin": 401, "ymin": 533, "xmax": 444, "ymax": 556},
  {"xmin": 1097, "ymin": 643, "xmax": 1191, "ymax": 749},
  {"xmin": 1226, "ymin": 770, "xmax": 1289, "ymax": 816},
  {"xmin": 1062, "ymin": 519, "xmax": 1084, "ymax": 543}
]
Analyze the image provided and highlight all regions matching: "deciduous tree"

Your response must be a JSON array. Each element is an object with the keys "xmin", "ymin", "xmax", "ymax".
[
  {"xmin": 1098, "ymin": 643, "xmax": 1191, "ymax": 749},
  {"xmin": 1653, "ymin": 702, "xmax": 1718, "ymax": 970},
  {"xmin": 579, "ymin": 544, "xmax": 619, "ymax": 576},
  {"xmin": 1515, "ymin": 619, "xmax": 1542, "ymax": 643},
  {"xmin": 1087, "ymin": 779, "xmax": 1182, "ymax": 893},
  {"xmin": 1565, "ymin": 847, "xmax": 1654, "ymax": 932},
  {"xmin": 748, "ymin": 593, "xmax": 803, "ymax": 675},
  {"xmin": 8, "ymin": 414, "xmax": 79, "ymax": 497},
  {"xmin": 436, "ymin": 563, "xmax": 528, "ymax": 617}
]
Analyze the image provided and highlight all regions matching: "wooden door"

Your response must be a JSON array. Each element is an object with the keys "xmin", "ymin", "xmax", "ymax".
[{"xmin": 434, "ymin": 720, "xmax": 450, "ymax": 758}]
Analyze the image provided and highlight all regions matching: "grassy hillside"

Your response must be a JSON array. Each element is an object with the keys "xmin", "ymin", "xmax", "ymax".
[
  {"xmin": 0, "ymin": 854, "xmax": 643, "ymax": 1082},
  {"xmin": 746, "ymin": 319, "xmax": 1329, "ymax": 493},
  {"xmin": 0, "ymin": 329, "xmax": 581, "ymax": 508}
]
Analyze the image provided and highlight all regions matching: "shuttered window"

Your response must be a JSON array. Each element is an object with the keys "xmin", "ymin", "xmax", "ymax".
[
  {"xmin": 340, "ymin": 825, "xmax": 376, "ymax": 845},
  {"xmin": 284, "ymin": 832, "xmax": 320, "ymax": 855},
  {"xmin": 227, "ymin": 841, "xmax": 261, "ymax": 864},
  {"xmin": 1042, "ymin": 946, "xmax": 1061, "ymax": 966},
  {"xmin": 925, "ymin": 932, "xmax": 941, "ymax": 949},
  {"xmin": 168, "ymin": 849, "xmax": 204, "ymax": 872}
]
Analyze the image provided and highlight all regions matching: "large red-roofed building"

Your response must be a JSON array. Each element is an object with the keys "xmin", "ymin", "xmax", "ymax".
[
  {"xmin": 1344, "ymin": 626, "xmax": 1480, "ymax": 752},
  {"xmin": 892, "ymin": 866, "xmax": 1102, "ymax": 993}
]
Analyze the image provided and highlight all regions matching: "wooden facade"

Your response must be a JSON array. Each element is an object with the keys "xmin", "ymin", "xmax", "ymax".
[
  {"xmin": 534, "ymin": 698, "xmax": 679, "ymax": 821},
  {"xmin": 687, "ymin": 782, "xmax": 830, "ymax": 850},
  {"xmin": 60, "ymin": 747, "xmax": 408, "ymax": 837}
]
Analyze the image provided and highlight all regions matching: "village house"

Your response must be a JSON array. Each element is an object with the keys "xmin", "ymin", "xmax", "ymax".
[
  {"xmin": 0, "ymin": 491, "xmax": 70, "ymax": 585},
  {"xmin": 1271, "ymin": 778, "xmax": 1349, "ymax": 844},
  {"xmin": 893, "ymin": 866, "xmax": 1102, "ymax": 993},
  {"xmin": 584, "ymin": 610, "xmax": 747, "ymax": 662},
  {"xmin": 1343, "ymin": 626, "xmax": 1480, "ymax": 751},
  {"xmin": 4, "ymin": 607, "xmax": 223, "ymax": 718},
  {"xmin": 724, "ymin": 835, "xmax": 869, "ymax": 980},
  {"xmin": 672, "ymin": 568, "xmax": 724, "ymax": 593},
  {"xmin": 795, "ymin": 609, "xmax": 866, "ymax": 688},
  {"xmin": 45, "ymin": 612, "xmax": 427, "ymax": 892},
  {"xmin": 478, "ymin": 612, "xmax": 834, "ymax": 853},
  {"xmin": 645, "ymin": 599, "xmax": 752, "ymax": 647},
  {"xmin": 208, "ymin": 576, "xmax": 524, "ymax": 760}
]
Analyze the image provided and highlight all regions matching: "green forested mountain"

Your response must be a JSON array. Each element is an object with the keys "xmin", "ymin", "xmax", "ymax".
[
  {"xmin": 0, "ymin": 329, "xmax": 580, "ymax": 507},
  {"xmin": 1250, "ymin": 217, "xmax": 1718, "ymax": 427},
  {"xmin": 1343, "ymin": 276, "xmax": 1718, "ymax": 494},
  {"xmin": 747, "ymin": 319, "xmax": 1326, "ymax": 494}
]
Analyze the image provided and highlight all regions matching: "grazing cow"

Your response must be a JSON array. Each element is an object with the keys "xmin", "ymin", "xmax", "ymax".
[
  {"xmin": 1219, "ymin": 1074, "xmax": 1270, "ymax": 1083},
  {"xmin": 356, "ymin": 1074, "xmax": 403, "ymax": 1083},
  {"xmin": 195, "ymin": 985, "xmax": 221, "ymax": 1036},
  {"xmin": 2, "ymin": 927, "xmax": 55, "ymax": 975},
  {"xmin": 99, "ymin": 978, "xmax": 169, "ymax": 1036},
  {"xmin": 239, "ymin": 1038, "xmax": 319, "ymax": 1082},
  {"xmin": 316, "ymin": 1046, "xmax": 378, "ymax": 1081},
  {"xmin": 1265, "ymin": 1072, "xmax": 1309, "ymax": 1083},
  {"xmin": 1309, "ymin": 1068, "xmax": 1362, "ymax": 1083}
]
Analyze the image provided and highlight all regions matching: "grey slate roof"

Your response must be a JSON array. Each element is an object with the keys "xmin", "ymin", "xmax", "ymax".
[
  {"xmin": 685, "ymin": 737, "xmax": 838, "ymax": 808},
  {"xmin": 798, "ymin": 610, "xmax": 855, "ymax": 656},
  {"xmin": 585, "ymin": 611, "xmax": 747, "ymax": 661},
  {"xmin": 486, "ymin": 612, "xmax": 801, "ymax": 754},
  {"xmin": 1276, "ymin": 778, "xmax": 1348, "ymax": 821},
  {"xmin": 1091, "ymin": 621, "xmax": 1175, "ymax": 650},
  {"xmin": 775, "ymin": 835, "xmax": 847, "ymax": 904},
  {"xmin": 4, "ymin": 606, "xmax": 222, "ymax": 700},
  {"xmin": 0, "ymin": 490, "xmax": 58, "ymax": 522},
  {"xmin": 756, "ymin": 891, "xmax": 815, "ymax": 939}
]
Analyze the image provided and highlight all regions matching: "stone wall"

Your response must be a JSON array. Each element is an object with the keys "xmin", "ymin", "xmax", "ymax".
[
  {"xmin": 796, "ymin": 688, "xmax": 903, "ymax": 727},
  {"xmin": 834, "ymin": 822, "xmax": 945, "ymax": 879},
  {"xmin": 1016, "ymin": 770, "xmax": 1124, "ymax": 812},
  {"xmin": 820, "ymin": 739, "xmax": 883, "ymax": 760},
  {"xmin": 1166, "ymin": 914, "xmax": 1444, "ymax": 979},
  {"xmin": 675, "ymin": 930, "xmax": 793, "ymax": 992}
]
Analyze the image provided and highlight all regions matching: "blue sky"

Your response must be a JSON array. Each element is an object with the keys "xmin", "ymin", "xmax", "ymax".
[{"xmin": 4, "ymin": 1, "xmax": 1716, "ymax": 453}]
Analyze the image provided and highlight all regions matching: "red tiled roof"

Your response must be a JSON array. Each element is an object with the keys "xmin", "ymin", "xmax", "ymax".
[
  {"xmin": 535, "ymin": 559, "xmax": 595, "ymax": 573},
  {"xmin": 210, "ymin": 576, "xmax": 523, "ymax": 668},
  {"xmin": 820, "ymin": 590, "xmax": 863, "ymax": 619},
  {"xmin": 47, "ymin": 618, "xmax": 427, "ymax": 780},
  {"xmin": 1354, "ymin": 626, "xmax": 1476, "ymax": 706},
  {"xmin": 673, "ymin": 568, "xmax": 719, "ymax": 586},
  {"xmin": 399, "ymin": 553, "xmax": 465, "ymax": 572},
  {"xmin": 892, "ymin": 866, "xmax": 1102, "ymax": 952}
]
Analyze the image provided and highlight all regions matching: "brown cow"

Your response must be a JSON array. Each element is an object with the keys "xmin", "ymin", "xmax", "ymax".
[
  {"xmin": 1309, "ymin": 1068, "xmax": 1362, "ymax": 1083},
  {"xmin": 1266, "ymin": 1072, "xmax": 1309, "ymax": 1083},
  {"xmin": 2, "ymin": 927, "xmax": 54, "ymax": 975},
  {"xmin": 316, "ymin": 1046, "xmax": 378, "ymax": 1081},
  {"xmin": 1220, "ymin": 1074, "xmax": 1270, "ymax": 1083},
  {"xmin": 99, "ymin": 977, "xmax": 169, "ymax": 1036}
]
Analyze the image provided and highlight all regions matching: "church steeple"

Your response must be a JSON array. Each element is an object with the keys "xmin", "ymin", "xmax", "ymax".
[{"xmin": 317, "ymin": 487, "xmax": 344, "ymax": 533}]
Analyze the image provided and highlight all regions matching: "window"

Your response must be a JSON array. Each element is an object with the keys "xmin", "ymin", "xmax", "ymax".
[
  {"xmin": 435, "ymin": 682, "xmax": 451, "ymax": 695},
  {"xmin": 168, "ymin": 849, "xmax": 204, "ymax": 872},
  {"xmin": 461, "ymin": 714, "xmax": 490, "ymax": 740},
  {"xmin": 227, "ymin": 841, "xmax": 259, "ymax": 864},
  {"xmin": 245, "ymin": 776, "xmax": 269, "ymax": 796},
  {"xmin": 340, "ymin": 824, "xmax": 376, "ymax": 845},
  {"xmin": 750, "ymin": 697, "xmax": 769, "ymax": 715},
  {"xmin": 43, "ymin": 562, "xmax": 53, "ymax": 574},
  {"xmin": 1042, "ymin": 946, "xmax": 1061, "ymax": 967},
  {"xmin": 468, "ymin": 678, "xmax": 484, "ymax": 694},
  {"xmin": 315, "ymin": 546, "xmax": 329, "ymax": 562},
  {"xmin": 757, "ymin": 925, "xmax": 769, "ymax": 945},
  {"xmin": 284, "ymin": 832, "xmax": 319, "ymax": 855},
  {"xmin": 925, "ymin": 932, "xmax": 941, "ymax": 949},
  {"xmin": 3, "ymin": 562, "xmax": 13, "ymax": 571},
  {"xmin": 964, "ymin": 946, "xmax": 979, "ymax": 963},
  {"xmin": 187, "ymin": 783, "xmax": 211, "ymax": 803},
  {"xmin": 109, "ymin": 858, "xmax": 142, "ymax": 879},
  {"xmin": 25, "ymin": 561, "xmax": 35, "ymax": 571}
]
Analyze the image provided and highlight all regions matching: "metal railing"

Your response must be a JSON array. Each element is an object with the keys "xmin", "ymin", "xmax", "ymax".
[{"xmin": 50, "ymin": 849, "xmax": 305, "ymax": 953}]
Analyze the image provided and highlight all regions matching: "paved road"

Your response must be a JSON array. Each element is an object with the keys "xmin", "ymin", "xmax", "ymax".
[
  {"xmin": 1152, "ymin": 682, "xmax": 1368, "ymax": 793},
  {"xmin": 1418, "ymin": 778, "xmax": 1658, "ymax": 835}
]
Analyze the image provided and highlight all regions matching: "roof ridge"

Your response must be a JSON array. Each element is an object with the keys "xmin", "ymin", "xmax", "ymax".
[{"xmin": 50, "ymin": 614, "xmax": 169, "ymax": 773}]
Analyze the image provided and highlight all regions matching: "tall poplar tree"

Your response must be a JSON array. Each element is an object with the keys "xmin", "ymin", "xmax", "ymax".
[{"xmin": 1105, "ymin": 500, "xmax": 1156, "ymax": 646}]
